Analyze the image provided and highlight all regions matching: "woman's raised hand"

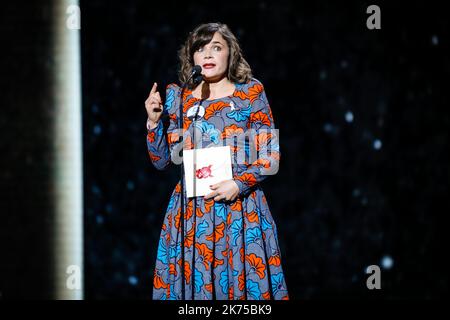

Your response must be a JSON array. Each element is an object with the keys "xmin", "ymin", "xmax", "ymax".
[{"xmin": 145, "ymin": 82, "xmax": 163, "ymax": 129}]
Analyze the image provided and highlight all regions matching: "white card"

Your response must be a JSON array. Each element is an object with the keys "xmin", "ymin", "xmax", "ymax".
[{"xmin": 183, "ymin": 146, "xmax": 233, "ymax": 198}]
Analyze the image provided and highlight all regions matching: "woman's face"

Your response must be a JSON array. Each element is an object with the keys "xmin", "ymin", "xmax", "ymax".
[{"xmin": 193, "ymin": 32, "xmax": 230, "ymax": 82}]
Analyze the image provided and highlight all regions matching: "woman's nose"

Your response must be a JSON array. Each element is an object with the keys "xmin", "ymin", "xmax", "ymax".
[{"xmin": 204, "ymin": 47, "xmax": 214, "ymax": 57}]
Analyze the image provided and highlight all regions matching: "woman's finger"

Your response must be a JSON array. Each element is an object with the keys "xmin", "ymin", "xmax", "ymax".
[
  {"xmin": 150, "ymin": 95, "xmax": 162, "ymax": 105},
  {"xmin": 148, "ymin": 96, "xmax": 161, "ymax": 105},
  {"xmin": 149, "ymin": 82, "xmax": 157, "ymax": 96},
  {"xmin": 209, "ymin": 183, "xmax": 219, "ymax": 190},
  {"xmin": 205, "ymin": 190, "xmax": 218, "ymax": 200}
]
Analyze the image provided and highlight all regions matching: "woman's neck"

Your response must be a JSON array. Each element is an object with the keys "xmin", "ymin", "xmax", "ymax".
[{"xmin": 194, "ymin": 77, "xmax": 234, "ymax": 100}]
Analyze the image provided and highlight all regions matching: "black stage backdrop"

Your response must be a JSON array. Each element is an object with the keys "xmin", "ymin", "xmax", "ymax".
[
  {"xmin": 1, "ymin": 0, "xmax": 448, "ymax": 299},
  {"xmin": 81, "ymin": 0, "xmax": 448, "ymax": 299}
]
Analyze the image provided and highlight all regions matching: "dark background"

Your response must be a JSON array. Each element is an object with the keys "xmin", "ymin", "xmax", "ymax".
[{"xmin": 1, "ymin": 0, "xmax": 448, "ymax": 299}]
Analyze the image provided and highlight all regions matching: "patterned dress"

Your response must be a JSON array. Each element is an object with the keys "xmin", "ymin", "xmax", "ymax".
[{"xmin": 147, "ymin": 77, "xmax": 289, "ymax": 300}]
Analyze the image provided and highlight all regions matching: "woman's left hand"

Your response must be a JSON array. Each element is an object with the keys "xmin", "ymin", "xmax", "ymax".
[{"xmin": 204, "ymin": 179, "xmax": 240, "ymax": 202}]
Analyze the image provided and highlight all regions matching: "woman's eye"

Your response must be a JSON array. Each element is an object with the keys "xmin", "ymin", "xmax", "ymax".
[{"xmin": 197, "ymin": 46, "xmax": 221, "ymax": 52}]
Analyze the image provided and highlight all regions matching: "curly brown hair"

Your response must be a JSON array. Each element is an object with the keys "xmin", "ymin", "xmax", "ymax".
[{"xmin": 177, "ymin": 22, "xmax": 253, "ymax": 89}]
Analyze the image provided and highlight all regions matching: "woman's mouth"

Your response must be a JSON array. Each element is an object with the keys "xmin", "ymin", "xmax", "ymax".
[{"xmin": 203, "ymin": 64, "xmax": 216, "ymax": 69}]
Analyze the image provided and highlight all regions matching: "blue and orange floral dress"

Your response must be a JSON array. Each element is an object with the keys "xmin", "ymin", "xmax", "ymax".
[{"xmin": 146, "ymin": 77, "xmax": 289, "ymax": 300}]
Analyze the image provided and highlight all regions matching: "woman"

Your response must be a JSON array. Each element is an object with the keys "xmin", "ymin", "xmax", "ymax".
[{"xmin": 145, "ymin": 22, "xmax": 289, "ymax": 300}]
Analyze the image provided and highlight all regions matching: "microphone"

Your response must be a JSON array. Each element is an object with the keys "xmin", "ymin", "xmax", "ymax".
[
  {"xmin": 178, "ymin": 64, "xmax": 202, "ymax": 299},
  {"xmin": 191, "ymin": 65, "xmax": 203, "ymax": 85},
  {"xmin": 192, "ymin": 65, "xmax": 202, "ymax": 76},
  {"xmin": 180, "ymin": 65, "xmax": 203, "ymax": 90}
]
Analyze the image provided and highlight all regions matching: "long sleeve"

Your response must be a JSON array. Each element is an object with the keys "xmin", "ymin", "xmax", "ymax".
[
  {"xmin": 233, "ymin": 84, "xmax": 280, "ymax": 197},
  {"xmin": 146, "ymin": 83, "xmax": 182, "ymax": 170}
]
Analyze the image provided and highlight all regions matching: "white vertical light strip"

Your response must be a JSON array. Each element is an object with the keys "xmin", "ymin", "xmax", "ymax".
[{"xmin": 52, "ymin": 0, "xmax": 83, "ymax": 299}]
